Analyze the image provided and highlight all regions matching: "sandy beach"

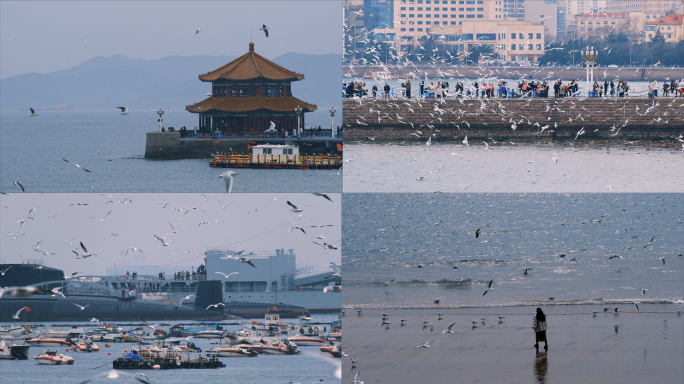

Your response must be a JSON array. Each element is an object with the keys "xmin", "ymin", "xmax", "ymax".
[{"xmin": 342, "ymin": 305, "xmax": 683, "ymax": 384}]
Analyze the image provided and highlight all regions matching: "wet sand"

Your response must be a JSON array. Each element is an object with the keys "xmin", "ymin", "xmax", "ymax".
[{"xmin": 342, "ymin": 305, "xmax": 683, "ymax": 384}]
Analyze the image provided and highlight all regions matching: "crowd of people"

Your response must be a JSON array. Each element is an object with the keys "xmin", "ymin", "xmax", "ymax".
[
  {"xmin": 344, "ymin": 78, "xmax": 684, "ymax": 100},
  {"xmin": 152, "ymin": 264, "xmax": 207, "ymax": 281}
]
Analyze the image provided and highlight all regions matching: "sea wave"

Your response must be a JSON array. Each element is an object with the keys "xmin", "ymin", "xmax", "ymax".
[{"xmin": 343, "ymin": 297, "xmax": 684, "ymax": 310}]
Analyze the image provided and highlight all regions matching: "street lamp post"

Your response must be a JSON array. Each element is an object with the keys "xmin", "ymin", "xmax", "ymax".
[
  {"xmin": 328, "ymin": 106, "xmax": 336, "ymax": 138},
  {"xmin": 581, "ymin": 46, "xmax": 598, "ymax": 97},
  {"xmin": 294, "ymin": 105, "xmax": 303, "ymax": 137},
  {"xmin": 157, "ymin": 108, "xmax": 165, "ymax": 132}
]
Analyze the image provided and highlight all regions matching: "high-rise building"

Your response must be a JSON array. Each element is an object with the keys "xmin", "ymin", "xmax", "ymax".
[
  {"xmin": 367, "ymin": 0, "xmax": 545, "ymax": 62},
  {"xmin": 524, "ymin": 1, "xmax": 560, "ymax": 39},
  {"xmin": 565, "ymin": 0, "xmax": 607, "ymax": 14},
  {"xmin": 606, "ymin": 0, "xmax": 684, "ymax": 20},
  {"xmin": 365, "ymin": 0, "xmax": 396, "ymax": 30},
  {"xmin": 503, "ymin": 0, "xmax": 526, "ymax": 19}
]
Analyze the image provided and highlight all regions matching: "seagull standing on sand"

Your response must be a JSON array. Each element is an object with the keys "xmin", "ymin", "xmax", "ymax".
[
  {"xmin": 117, "ymin": 107, "xmax": 129, "ymax": 115},
  {"xmin": 218, "ymin": 171, "xmax": 238, "ymax": 193},
  {"xmin": 352, "ymin": 372, "xmax": 364, "ymax": 384},
  {"xmin": 260, "ymin": 24, "xmax": 269, "ymax": 37}
]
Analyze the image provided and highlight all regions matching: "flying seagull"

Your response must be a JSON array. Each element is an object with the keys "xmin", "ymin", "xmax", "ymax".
[
  {"xmin": 416, "ymin": 340, "xmax": 434, "ymax": 348},
  {"xmin": 215, "ymin": 272, "xmax": 239, "ymax": 278},
  {"xmin": 61, "ymin": 157, "xmax": 92, "ymax": 173},
  {"xmin": 475, "ymin": 229, "xmax": 480, "ymax": 238},
  {"xmin": 72, "ymin": 303, "xmax": 92, "ymax": 310},
  {"xmin": 218, "ymin": 171, "xmax": 238, "ymax": 193},
  {"xmin": 206, "ymin": 303, "xmax": 226, "ymax": 310},
  {"xmin": 523, "ymin": 268, "xmax": 532, "ymax": 275},
  {"xmin": 384, "ymin": 279, "xmax": 394, "ymax": 287},
  {"xmin": 287, "ymin": 201, "xmax": 303, "ymax": 212},
  {"xmin": 260, "ymin": 24, "xmax": 269, "ymax": 37},
  {"xmin": 323, "ymin": 285, "xmax": 342, "ymax": 293},
  {"xmin": 193, "ymin": 28, "xmax": 201, "ymax": 34},
  {"xmin": 14, "ymin": 181, "xmax": 25, "ymax": 192},
  {"xmin": 442, "ymin": 321, "xmax": 456, "ymax": 334},
  {"xmin": 633, "ymin": 302, "xmax": 640, "ymax": 312},
  {"xmin": 482, "ymin": 279, "xmax": 494, "ymax": 296},
  {"xmin": 10, "ymin": 307, "xmax": 27, "ymax": 319},
  {"xmin": 225, "ymin": 255, "xmax": 257, "ymax": 268},
  {"xmin": 117, "ymin": 107, "xmax": 129, "ymax": 115},
  {"xmin": 312, "ymin": 193, "xmax": 333, "ymax": 202},
  {"xmin": 29, "ymin": 107, "xmax": 38, "ymax": 117}
]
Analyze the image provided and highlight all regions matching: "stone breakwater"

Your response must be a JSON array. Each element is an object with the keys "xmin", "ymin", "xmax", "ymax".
[{"xmin": 343, "ymin": 97, "xmax": 684, "ymax": 145}]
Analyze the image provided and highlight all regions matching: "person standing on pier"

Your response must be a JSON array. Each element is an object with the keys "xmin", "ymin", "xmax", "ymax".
[
  {"xmin": 383, "ymin": 83, "xmax": 390, "ymax": 99},
  {"xmin": 406, "ymin": 80, "xmax": 411, "ymax": 98},
  {"xmin": 653, "ymin": 80, "xmax": 658, "ymax": 97},
  {"xmin": 420, "ymin": 81, "xmax": 425, "ymax": 98},
  {"xmin": 372, "ymin": 84, "xmax": 378, "ymax": 98}
]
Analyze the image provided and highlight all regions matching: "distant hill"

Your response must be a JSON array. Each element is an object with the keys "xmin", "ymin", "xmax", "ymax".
[{"xmin": 0, "ymin": 52, "xmax": 342, "ymax": 126}]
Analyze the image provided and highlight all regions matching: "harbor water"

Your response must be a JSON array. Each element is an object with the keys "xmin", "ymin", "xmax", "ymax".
[
  {"xmin": 342, "ymin": 193, "xmax": 684, "ymax": 310},
  {"xmin": 0, "ymin": 111, "xmax": 342, "ymax": 193},
  {"xmin": 342, "ymin": 142, "xmax": 684, "ymax": 193},
  {"xmin": 0, "ymin": 314, "xmax": 340, "ymax": 383}
]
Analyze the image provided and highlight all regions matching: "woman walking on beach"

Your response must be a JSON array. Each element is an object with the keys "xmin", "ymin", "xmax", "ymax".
[{"xmin": 533, "ymin": 308, "xmax": 548, "ymax": 350}]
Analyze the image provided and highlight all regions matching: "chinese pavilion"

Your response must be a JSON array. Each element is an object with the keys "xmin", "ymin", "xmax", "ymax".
[{"xmin": 186, "ymin": 42, "xmax": 317, "ymax": 135}]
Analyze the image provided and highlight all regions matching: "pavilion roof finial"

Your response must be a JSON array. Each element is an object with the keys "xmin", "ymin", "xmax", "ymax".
[{"xmin": 249, "ymin": 42, "xmax": 254, "ymax": 51}]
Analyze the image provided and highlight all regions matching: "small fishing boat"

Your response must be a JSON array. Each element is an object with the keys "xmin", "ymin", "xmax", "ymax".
[
  {"xmin": 71, "ymin": 337, "xmax": 99, "ymax": 352},
  {"xmin": 205, "ymin": 344, "xmax": 259, "ymax": 357},
  {"xmin": 0, "ymin": 339, "xmax": 30, "ymax": 360},
  {"xmin": 320, "ymin": 343, "xmax": 342, "ymax": 358},
  {"xmin": 193, "ymin": 329, "xmax": 226, "ymax": 338},
  {"xmin": 25, "ymin": 338, "xmax": 72, "ymax": 346},
  {"xmin": 287, "ymin": 335, "xmax": 329, "ymax": 346},
  {"xmin": 251, "ymin": 339, "xmax": 299, "ymax": 355},
  {"xmin": 37, "ymin": 327, "xmax": 83, "ymax": 339},
  {"xmin": 34, "ymin": 349, "xmax": 75, "ymax": 365}
]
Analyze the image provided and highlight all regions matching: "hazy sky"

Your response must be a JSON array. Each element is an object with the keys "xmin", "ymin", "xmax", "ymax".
[
  {"xmin": 0, "ymin": 1, "xmax": 342, "ymax": 79},
  {"xmin": 0, "ymin": 193, "xmax": 341, "ymax": 276}
]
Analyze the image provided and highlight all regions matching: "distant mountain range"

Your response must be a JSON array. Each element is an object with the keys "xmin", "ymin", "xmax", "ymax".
[{"xmin": 0, "ymin": 52, "xmax": 342, "ymax": 121}]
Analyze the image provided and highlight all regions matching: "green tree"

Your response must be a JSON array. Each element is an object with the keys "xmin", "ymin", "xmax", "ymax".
[{"xmin": 650, "ymin": 29, "xmax": 666, "ymax": 44}]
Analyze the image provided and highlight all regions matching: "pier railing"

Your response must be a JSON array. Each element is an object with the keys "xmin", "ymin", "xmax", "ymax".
[
  {"xmin": 210, "ymin": 154, "xmax": 342, "ymax": 168},
  {"xmin": 183, "ymin": 130, "xmax": 342, "ymax": 140}
]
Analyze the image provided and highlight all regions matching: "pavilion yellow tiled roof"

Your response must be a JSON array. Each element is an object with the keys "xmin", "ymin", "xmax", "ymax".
[
  {"xmin": 186, "ymin": 96, "xmax": 317, "ymax": 114},
  {"xmin": 198, "ymin": 42, "xmax": 305, "ymax": 82}
]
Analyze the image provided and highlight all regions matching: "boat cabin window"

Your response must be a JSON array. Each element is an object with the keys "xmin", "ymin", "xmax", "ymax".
[
  {"xmin": 262, "ymin": 148, "xmax": 272, "ymax": 154},
  {"xmin": 283, "ymin": 148, "xmax": 293, "ymax": 155}
]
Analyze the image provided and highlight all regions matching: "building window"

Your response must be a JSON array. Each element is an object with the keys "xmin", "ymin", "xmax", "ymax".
[
  {"xmin": 418, "ymin": 14, "xmax": 423, "ymax": 17},
  {"xmin": 409, "ymin": 7, "xmax": 414, "ymax": 10},
  {"xmin": 466, "ymin": 14, "xmax": 474, "ymax": 18},
  {"xmin": 451, "ymin": 7, "xmax": 456, "ymax": 11},
  {"xmin": 232, "ymin": 87, "xmax": 238, "ymax": 97},
  {"xmin": 239, "ymin": 85, "xmax": 248, "ymax": 96},
  {"xmin": 536, "ymin": 33, "xmax": 541, "ymax": 39},
  {"xmin": 409, "ymin": 14, "xmax": 414, "ymax": 17},
  {"xmin": 249, "ymin": 85, "xmax": 256, "ymax": 96},
  {"xmin": 477, "ymin": 7, "xmax": 483, "ymax": 11},
  {"xmin": 426, "ymin": 21, "xmax": 431, "ymax": 24},
  {"xmin": 512, "ymin": 44, "xmax": 516, "ymax": 50},
  {"xmin": 443, "ymin": 21, "xmax": 448, "ymax": 24},
  {"xmin": 477, "ymin": 0, "xmax": 483, "ymax": 3},
  {"xmin": 459, "ymin": 14, "xmax": 464, "ymax": 18},
  {"xmin": 511, "ymin": 33, "xmax": 516, "ymax": 39},
  {"xmin": 409, "ymin": 28, "xmax": 415, "ymax": 31},
  {"xmin": 519, "ymin": 33, "xmax": 523, "ymax": 39},
  {"xmin": 401, "ymin": 7, "xmax": 406, "ymax": 10},
  {"xmin": 418, "ymin": 20, "xmax": 423, "ymax": 24},
  {"xmin": 435, "ymin": 14, "xmax": 439, "ymax": 17},
  {"xmin": 459, "ymin": 7, "xmax": 464, "ymax": 10},
  {"xmin": 466, "ymin": 7, "xmax": 475, "ymax": 11},
  {"xmin": 418, "ymin": 7, "xmax": 423, "ymax": 10},
  {"xmin": 401, "ymin": 28, "xmax": 406, "ymax": 31},
  {"xmin": 477, "ymin": 14, "xmax": 483, "ymax": 18},
  {"xmin": 528, "ymin": 33, "xmax": 533, "ymax": 39},
  {"xmin": 536, "ymin": 44, "xmax": 542, "ymax": 50},
  {"xmin": 528, "ymin": 44, "xmax": 533, "ymax": 50},
  {"xmin": 418, "ymin": 28, "xmax": 424, "ymax": 31},
  {"xmin": 426, "ymin": 7, "xmax": 431, "ymax": 10},
  {"xmin": 451, "ymin": 21, "xmax": 456, "ymax": 24},
  {"xmin": 426, "ymin": 14, "xmax": 431, "ymax": 17}
]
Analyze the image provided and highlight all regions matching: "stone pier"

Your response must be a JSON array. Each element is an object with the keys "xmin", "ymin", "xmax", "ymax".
[{"xmin": 343, "ymin": 97, "xmax": 684, "ymax": 144}]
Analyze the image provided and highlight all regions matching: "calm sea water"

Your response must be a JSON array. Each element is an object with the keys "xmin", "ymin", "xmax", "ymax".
[
  {"xmin": 0, "ymin": 111, "xmax": 342, "ymax": 193},
  {"xmin": 342, "ymin": 142, "xmax": 684, "ymax": 193},
  {"xmin": 0, "ymin": 314, "xmax": 341, "ymax": 383},
  {"xmin": 342, "ymin": 193, "xmax": 684, "ymax": 309}
]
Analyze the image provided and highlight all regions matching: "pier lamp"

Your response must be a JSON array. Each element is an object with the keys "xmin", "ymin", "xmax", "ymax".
[
  {"xmin": 328, "ymin": 106, "xmax": 336, "ymax": 137},
  {"xmin": 157, "ymin": 108, "xmax": 165, "ymax": 132},
  {"xmin": 295, "ymin": 105, "xmax": 303, "ymax": 137},
  {"xmin": 581, "ymin": 46, "xmax": 598, "ymax": 97}
]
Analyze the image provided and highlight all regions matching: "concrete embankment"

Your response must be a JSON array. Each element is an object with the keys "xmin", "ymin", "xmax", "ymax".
[
  {"xmin": 145, "ymin": 132, "xmax": 342, "ymax": 159},
  {"xmin": 345, "ymin": 66, "xmax": 684, "ymax": 82},
  {"xmin": 343, "ymin": 97, "xmax": 684, "ymax": 145}
]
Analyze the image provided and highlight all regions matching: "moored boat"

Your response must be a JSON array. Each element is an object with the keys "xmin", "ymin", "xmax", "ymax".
[
  {"xmin": 287, "ymin": 335, "xmax": 329, "ymax": 346},
  {"xmin": 71, "ymin": 337, "xmax": 99, "ymax": 352},
  {"xmin": 0, "ymin": 339, "xmax": 30, "ymax": 360},
  {"xmin": 320, "ymin": 343, "xmax": 342, "ymax": 358},
  {"xmin": 205, "ymin": 344, "xmax": 259, "ymax": 357},
  {"xmin": 25, "ymin": 338, "xmax": 72, "ymax": 346},
  {"xmin": 34, "ymin": 349, "xmax": 75, "ymax": 365}
]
